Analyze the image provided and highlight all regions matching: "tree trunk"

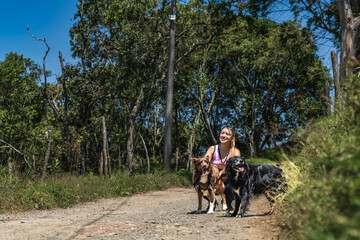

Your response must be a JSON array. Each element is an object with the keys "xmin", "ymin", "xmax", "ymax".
[
  {"xmin": 249, "ymin": 91, "xmax": 257, "ymax": 158},
  {"xmin": 99, "ymin": 151, "xmax": 104, "ymax": 177},
  {"xmin": 8, "ymin": 155, "xmax": 13, "ymax": 184},
  {"xmin": 249, "ymin": 129, "xmax": 256, "ymax": 158},
  {"xmin": 80, "ymin": 140, "xmax": 86, "ymax": 175},
  {"xmin": 138, "ymin": 132, "xmax": 150, "ymax": 174},
  {"xmin": 126, "ymin": 118, "xmax": 136, "ymax": 175},
  {"xmin": 175, "ymin": 147, "xmax": 179, "ymax": 172},
  {"xmin": 32, "ymin": 155, "xmax": 36, "ymax": 169},
  {"xmin": 41, "ymin": 126, "xmax": 53, "ymax": 182},
  {"xmin": 324, "ymin": 78, "xmax": 331, "ymax": 116},
  {"xmin": 107, "ymin": 138, "xmax": 111, "ymax": 178},
  {"xmin": 331, "ymin": 50, "xmax": 341, "ymax": 107},
  {"xmin": 102, "ymin": 116, "xmax": 108, "ymax": 177},
  {"xmin": 125, "ymin": 86, "xmax": 145, "ymax": 176},
  {"xmin": 176, "ymin": 80, "xmax": 217, "ymax": 145},
  {"xmin": 152, "ymin": 101, "xmax": 159, "ymax": 159},
  {"xmin": 187, "ymin": 108, "xmax": 201, "ymax": 170},
  {"xmin": 338, "ymin": 0, "xmax": 360, "ymax": 80},
  {"xmin": 58, "ymin": 51, "xmax": 72, "ymax": 171},
  {"xmin": 118, "ymin": 144, "xmax": 122, "ymax": 170}
]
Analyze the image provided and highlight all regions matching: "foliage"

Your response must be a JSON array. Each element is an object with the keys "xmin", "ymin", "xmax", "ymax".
[
  {"xmin": 0, "ymin": 171, "xmax": 191, "ymax": 214},
  {"xmin": 210, "ymin": 17, "xmax": 328, "ymax": 155},
  {"xmin": 0, "ymin": 52, "xmax": 47, "ymax": 169},
  {"xmin": 1, "ymin": 1, "xmax": 329, "ymax": 177},
  {"xmin": 279, "ymin": 73, "xmax": 360, "ymax": 239}
]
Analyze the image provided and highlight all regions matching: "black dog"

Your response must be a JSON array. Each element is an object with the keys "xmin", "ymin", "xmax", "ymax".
[{"xmin": 225, "ymin": 156, "xmax": 286, "ymax": 217}]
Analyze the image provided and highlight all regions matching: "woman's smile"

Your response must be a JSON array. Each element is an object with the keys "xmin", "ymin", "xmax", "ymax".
[{"xmin": 219, "ymin": 128, "xmax": 231, "ymax": 143}]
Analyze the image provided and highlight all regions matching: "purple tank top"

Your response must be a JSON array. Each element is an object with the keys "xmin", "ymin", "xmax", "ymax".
[{"xmin": 212, "ymin": 145, "xmax": 229, "ymax": 164}]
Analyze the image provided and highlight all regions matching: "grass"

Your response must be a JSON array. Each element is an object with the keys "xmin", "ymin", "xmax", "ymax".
[
  {"xmin": 0, "ymin": 157, "xmax": 279, "ymax": 215},
  {"xmin": 247, "ymin": 157, "xmax": 280, "ymax": 165},
  {"xmin": 277, "ymin": 103, "xmax": 360, "ymax": 239},
  {"xmin": 0, "ymin": 170, "xmax": 192, "ymax": 214}
]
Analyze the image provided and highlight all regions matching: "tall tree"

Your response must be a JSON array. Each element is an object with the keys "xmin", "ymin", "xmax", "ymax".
[
  {"xmin": 337, "ymin": 0, "xmax": 360, "ymax": 80},
  {"xmin": 0, "ymin": 53, "xmax": 46, "ymax": 169},
  {"xmin": 212, "ymin": 18, "xmax": 329, "ymax": 155}
]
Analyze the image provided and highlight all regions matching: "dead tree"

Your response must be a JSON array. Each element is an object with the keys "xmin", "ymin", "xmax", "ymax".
[
  {"xmin": 41, "ymin": 126, "xmax": 53, "ymax": 182},
  {"xmin": 101, "ymin": 116, "xmax": 111, "ymax": 178},
  {"xmin": 27, "ymin": 26, "xmax": 73, "ymax": 171},
  {"xmin": 338, "ymin": 0, "xmax": 360, "ymax": 80}
]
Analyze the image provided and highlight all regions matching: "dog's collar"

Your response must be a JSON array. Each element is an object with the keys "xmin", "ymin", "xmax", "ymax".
[{"xmin": 199, "ymin": 182, "xmax": 210, "ymax": 190}]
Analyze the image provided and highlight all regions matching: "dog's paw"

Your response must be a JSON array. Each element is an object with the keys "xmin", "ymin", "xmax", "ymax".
[
  {"xmin": 207, "ymin": 210, "xmax": 214, "ymax": 214},
  {"xmin": 225, "ymin": 212, "xmax": 234, "ymax": 217},
  {"xmin": 227, "ymin": 206, "xmax": 234, "ymax": 211},
  {"xmin": 222, "ymin": 204, "xmax": 228, "ymax": 211}
]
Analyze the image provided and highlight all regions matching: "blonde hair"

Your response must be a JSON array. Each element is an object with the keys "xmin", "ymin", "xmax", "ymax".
[{"xmin": 221, "ymin": 126, "xmax": 236, "ymax": 157}]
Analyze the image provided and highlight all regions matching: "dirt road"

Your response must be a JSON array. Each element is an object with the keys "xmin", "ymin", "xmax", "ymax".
[{"xmin": 0, "ymin": 187, "xmax": 280, "ymax": 239}]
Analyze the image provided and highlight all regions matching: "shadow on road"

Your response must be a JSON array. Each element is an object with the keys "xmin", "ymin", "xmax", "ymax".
[{"xmin": 65, "ymin": 196, "xmax": 132, "ymax": 240}]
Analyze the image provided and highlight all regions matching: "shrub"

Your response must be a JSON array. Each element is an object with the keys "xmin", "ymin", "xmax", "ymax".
[
  {"xmin": 0, "ymin": 171, "xmax": 191, "ymax": 214},
  {"xmin": 279, "ymin": 97, "xmax": 360, "ymax": 239}
]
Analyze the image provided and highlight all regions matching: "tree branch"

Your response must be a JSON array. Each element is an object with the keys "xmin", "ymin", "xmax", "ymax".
[
  {"xmin": 27, "ymin": 25, "xmax": 63, "ymax": 120},
  {"xmin": 0, "ymin": 139, "xmax": 31, "ymax": 169},
  {"xmin": 175, "ymin": 79, "xmax": 217, "ymax": 144}
]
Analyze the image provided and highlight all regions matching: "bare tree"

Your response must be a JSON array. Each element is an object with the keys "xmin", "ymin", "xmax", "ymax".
[
  {"xmin": 27, "ymin": 26, "xmax": 74, "ymax": 171},
  {"xmin": 41, "ymin": 126, "xmax": 53, "ymax": 182},
  {"xmin": 138, "ymin": 132, "xmax": 150, "ymax": 174},
  {"xmin": 101, "ymin": 116, "xmax": 111, "ymax": 178},
  {"xmin": 338, "ymin": 0, "xmax": 360, "ymax": 80}
]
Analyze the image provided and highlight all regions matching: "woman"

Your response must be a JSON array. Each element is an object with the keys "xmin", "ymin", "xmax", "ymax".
[
  {"xmin": 204, "ymin": 126, "xmax": 240, "ymax": 211},
  {"xmin": 205, "ymin": 126, "xmax": 241, "ymax": 165}
]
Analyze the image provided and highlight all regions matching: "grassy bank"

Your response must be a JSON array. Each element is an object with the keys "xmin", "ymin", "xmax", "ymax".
[
  {"xmin": 0, "ymin": 170, "xmax": 192, "ymax": 214},
  {"xmin": 278, "ymin": 75, "xmax": 360, "ymax": 240}
]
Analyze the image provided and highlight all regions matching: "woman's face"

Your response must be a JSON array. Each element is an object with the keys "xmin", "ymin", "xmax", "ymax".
[{"xmin": 219, "ymin": 127, "xmax": 232, "ymax": 145}]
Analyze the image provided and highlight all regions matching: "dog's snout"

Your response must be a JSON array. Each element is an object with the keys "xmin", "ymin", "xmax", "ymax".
[{"xmin": 235, "ymin": 157, "xmax": 244, "ymax": 164}]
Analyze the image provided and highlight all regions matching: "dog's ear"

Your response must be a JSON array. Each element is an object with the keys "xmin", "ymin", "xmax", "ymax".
[
  {"xmin": 189, "ymin": 157, "xmax": 200, "ymax": 163},
  {"xmin": 227, "ymin": 156, "xmax": 235, "ymax": 163}
]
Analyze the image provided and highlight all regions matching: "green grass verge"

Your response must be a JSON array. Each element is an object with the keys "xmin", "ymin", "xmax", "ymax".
[
  {"xmin": 278, "ymin": 113, "xmax": 360, "ymax": 239},
  {"xmin": 247, "ymin": 157, "xmax": 280, "ymax": 165},
  {"xmin": 0, "ymin": 170, "xmax": 192, "ymax": 214}
]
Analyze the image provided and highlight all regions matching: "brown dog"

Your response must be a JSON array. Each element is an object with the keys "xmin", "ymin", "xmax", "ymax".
[{"xmin": 190, "ymin": 156, "xmax": 227, "ymax": 214}]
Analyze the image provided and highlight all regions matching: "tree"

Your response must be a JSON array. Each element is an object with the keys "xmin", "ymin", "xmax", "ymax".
[
  {"xmin": 337, "ymin": 0, "xmax": 360, "ymax": 80},
  {"xmin": 211, "ymin": 18, "xmax": 329, "ymax": 156},
  {"xmin": 69, "ymin": 0, "xmax": 173, "ymax": 175},
  {"xmin": 274, "ymin": 0, "xmax": 360, "ymax": 79},
  {"xmin": 0, "ymin": 52, "xmax": 46, "ymax": 170},
  {"xmin": 68, "ymin": 0, "xmax": 235, "ymax": 173}
]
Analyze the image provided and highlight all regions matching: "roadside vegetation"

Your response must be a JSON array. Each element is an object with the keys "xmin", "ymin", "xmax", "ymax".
[
  {"xmin": 278, "ymin": 73, "xmax": 360, "ymax": 239},
  {"xmin": 0, "ymin": 170, "xmax": 192, "ymax": 214}
]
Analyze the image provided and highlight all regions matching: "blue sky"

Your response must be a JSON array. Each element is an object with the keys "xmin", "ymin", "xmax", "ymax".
[{"xmin": 0, "ymin": 0, "xmax": 78, "ymax": 82}]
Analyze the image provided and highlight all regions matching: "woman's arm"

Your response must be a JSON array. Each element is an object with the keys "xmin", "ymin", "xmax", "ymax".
[
  {"xmin": 235, "ymin": 148, "xmax": 241, "ymax": 156},
  {"xmin": 231, "ymin": 148, "xmax": 241, "ymax": 157},
  {"xmin": 204, "ymin": 146, "xmax": 215, "ymax": 163}
]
